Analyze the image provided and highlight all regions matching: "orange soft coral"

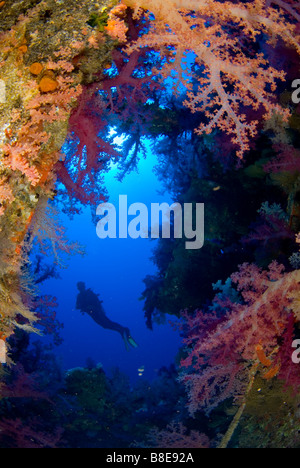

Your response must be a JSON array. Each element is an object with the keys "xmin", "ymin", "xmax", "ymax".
[
  {"xmin": 263, "ymin": 364, "xmax": 281, "ymax": 380},
  {"xmin": 256, "ymin": 343, "xmax": 281, "ymax": 380},
  {"xmin": 105, "ymin": 4, "xmax": 128, "ymax": 42},
  {"xmin": 255, "ymin": 344, "xmax": 272, "ymax": 368},
  {"xmin": 105, "ymin": 18, "xmax": 128, "ymax": 42}
]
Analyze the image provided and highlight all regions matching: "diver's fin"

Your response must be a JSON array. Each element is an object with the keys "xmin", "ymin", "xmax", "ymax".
[
  {"xmin": 122, "ymin": 332, "xmax": 138, "ymax": 351},
  {"xmin": 122, "ymin": 332, "xmax": 130, "ymax": 351},
  {"xmin": 128, "ymin": 336, "xmax": 138, "ymax": 348}
]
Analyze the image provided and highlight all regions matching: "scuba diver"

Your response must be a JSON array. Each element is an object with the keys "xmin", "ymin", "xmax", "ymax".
[{"xmin": 75, "ymin": 282, "xmax": 138, "ymax": 351}]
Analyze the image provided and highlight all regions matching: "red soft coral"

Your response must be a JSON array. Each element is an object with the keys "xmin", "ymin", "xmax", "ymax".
[
  {"xmin": 55, "ymin": 87, "xmax": 120, "ymax": 209},
  {"xmin": 180, "ymin": 262, "xmax": 300, "ymax": 415},
  {"xmin": 264, "ymin": 144, "xmax": 300, "ymax": 174}
]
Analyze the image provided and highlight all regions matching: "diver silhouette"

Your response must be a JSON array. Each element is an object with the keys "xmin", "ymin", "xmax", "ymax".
[{"xmin": 75, "ymin": 282, "xmax": 138, "ymax": 350}]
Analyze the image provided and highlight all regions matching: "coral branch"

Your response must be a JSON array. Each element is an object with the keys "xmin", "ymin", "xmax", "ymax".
[
  {"xmin": 123, "ymin": 0, "xmax": 299, "ymax": 158},
  {"xmin": 0, "ymin": 0, "xmax": 120, "ymax": 343},
  {"xmin": 180, "ymin": 262, "xmax": 300, "ymax": 415}
]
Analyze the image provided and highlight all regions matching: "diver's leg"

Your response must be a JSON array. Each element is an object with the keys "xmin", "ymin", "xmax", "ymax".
[
  {"xmin": 95, "ymin": 314, "xmax": 127, "ymax": 336},
  {"xmin": 93, "ymin": 310, "xmax": 137, "ymax": 348}
]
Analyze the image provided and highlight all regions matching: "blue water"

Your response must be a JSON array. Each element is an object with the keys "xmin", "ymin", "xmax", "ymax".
[{"xmin": 39, "ymin": 148, "xmax": 182, "ymax": 383}]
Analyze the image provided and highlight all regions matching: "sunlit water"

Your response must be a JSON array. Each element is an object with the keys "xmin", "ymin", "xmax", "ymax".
[{"xmin": 39, "ymin": 149, "xmax": 182, "ymax": 382}]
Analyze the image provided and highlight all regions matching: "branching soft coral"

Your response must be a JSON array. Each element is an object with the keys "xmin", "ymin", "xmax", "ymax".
[
  {"xmin": 264, "ymin": 144, "xmax": 300, "ymax": 174},
  {"xmin": 105, "ymin": 3, "xmax": 129, "ymax": 42},
  {"xmin": 56, "ymin": 86, "xmax": 119, "ymax": 209},
  {"xmin": 0, "ymin": 0, "xmax": 119, "ymax": 345},
  {"xmin": 0, "ymin": 418, "xmax": 63, "ymax": 448},
  {"xmin": 26, "ymin": 196, "xmax": 84, "ymax": 268},
  {"xmin": 145, "ymin": 422, "xmax": 210, "ymax": 448},
  {"xmin": 0, "ymin": 272, "xmax": 39, "ymax": 352},
  {"xmin": 60, "ymin": 21, "xmax": 159, "ymax": 209},
  {"xmin": 123, "ymin": 0, "xmax": 299, "ymax": 159},
  {"xmin": 242, "ymin": 201, "xmax": 294, "ymax": 250},
  {"xmin": 180, "ymin": 261, "xmax": 300, "ymax": 416},
  {"xmin": 267, "ymin": 0, "xmax": 300, "ymax": 23}
]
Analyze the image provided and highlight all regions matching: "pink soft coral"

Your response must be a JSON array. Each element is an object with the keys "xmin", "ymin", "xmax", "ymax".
[
  {"xmin": 146, "ymin": 422, "xmax": 210, "ymax": 448},
  {"xmin": 123, "ymin": 0, "xmax": 299, "ymax": 159},
  {"xmin": 264, "ymin": 144, "xmax": 300, "ymax": 174},
  {"xmin": 180, "ymin": 262, "xmax": 300, "ymax": 415}
]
